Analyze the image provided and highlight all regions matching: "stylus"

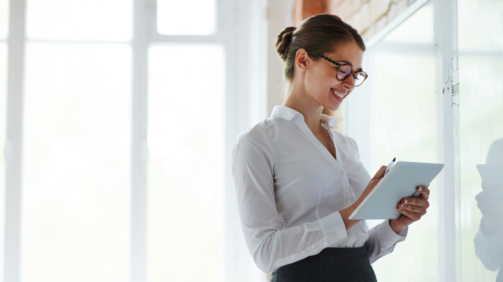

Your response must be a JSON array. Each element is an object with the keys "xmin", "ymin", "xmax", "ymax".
[{"xmin": 384, "ymin": 157, "xmax": 396, "ymax": 176}]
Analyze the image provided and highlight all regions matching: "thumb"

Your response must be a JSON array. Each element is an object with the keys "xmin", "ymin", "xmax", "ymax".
[{"xmin": 371, "ymin": 165, "xmax": 387, "ymax": 181}]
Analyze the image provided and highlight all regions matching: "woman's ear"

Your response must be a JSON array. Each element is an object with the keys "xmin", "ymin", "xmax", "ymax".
[{"xmin": 295, "ymin": 48, "xmax": 310, "ymax": 71}]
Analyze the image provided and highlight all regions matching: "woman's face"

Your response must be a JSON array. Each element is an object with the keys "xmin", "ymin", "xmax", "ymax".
[{"xmin": 300, "ymin": 40, "xmax": 364, "ymax": 112}]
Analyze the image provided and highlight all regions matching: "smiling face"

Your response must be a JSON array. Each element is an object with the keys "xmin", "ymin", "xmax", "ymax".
[{"xmin": 299, "ymin": 40, "xmax": 364, "ymax": 111}]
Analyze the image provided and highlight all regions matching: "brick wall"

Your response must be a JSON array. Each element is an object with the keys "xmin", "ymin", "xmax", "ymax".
[
  {"xmin": 294, "ymin": 0, "xmax": 418, "ymax": 40},
  {"xmin": 332, "ymin": 0, "xmax": 418, "ymax": 40}
]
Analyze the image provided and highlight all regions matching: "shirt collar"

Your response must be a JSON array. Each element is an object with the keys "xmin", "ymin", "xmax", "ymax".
[{"xmin": 271, "ymin": 105, "xmax": 338, "ymax": 129}]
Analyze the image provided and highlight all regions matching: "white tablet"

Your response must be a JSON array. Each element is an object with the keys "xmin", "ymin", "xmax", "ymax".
[
  {"xmin": 476, "ymin": 164, "xmax": 503, "ymax": 187},
  {"xmin": 349, "ymin": 161, "xmax": 444, "ymax": 220}
]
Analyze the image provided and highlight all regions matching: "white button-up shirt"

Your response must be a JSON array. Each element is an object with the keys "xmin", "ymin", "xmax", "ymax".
[{"xmin": 231, "ymin": 105, "xmax": 408, "ymax": 273}]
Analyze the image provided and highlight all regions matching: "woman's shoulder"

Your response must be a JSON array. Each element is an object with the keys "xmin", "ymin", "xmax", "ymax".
[
  {"xmin": 231, "ymin": 117, "xmax": 278, "ymax": 164},
  {"xmin": 233, "ymin": 117, "xmax": 276, "ymax": 150}
]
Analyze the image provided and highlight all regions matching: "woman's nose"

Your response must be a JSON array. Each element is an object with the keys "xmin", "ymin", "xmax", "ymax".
[{"xmin": 341, "ymin": 75, "xmax": 355, "ymax": 89}]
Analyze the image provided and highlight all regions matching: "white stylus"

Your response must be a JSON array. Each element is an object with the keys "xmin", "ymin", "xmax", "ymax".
[{"xmin": 384, "ymin": 157, "xmax": 396, "ymax": 176}]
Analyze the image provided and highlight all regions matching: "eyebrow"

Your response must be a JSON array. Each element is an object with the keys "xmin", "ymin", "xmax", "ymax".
[{"xmin": 335, "ymin": 60, "xmax": 363, "ymax": 72}]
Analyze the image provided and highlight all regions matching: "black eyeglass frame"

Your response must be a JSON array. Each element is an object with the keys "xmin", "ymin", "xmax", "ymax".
[{"xmin": 314, "ymin": 53, "xmax": 368, "ymax": 87}]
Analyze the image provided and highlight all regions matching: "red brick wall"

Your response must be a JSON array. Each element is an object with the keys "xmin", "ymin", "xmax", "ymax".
[{"xmin": 294, "ymin": 0, "xmax": 417, "ymax": 40}]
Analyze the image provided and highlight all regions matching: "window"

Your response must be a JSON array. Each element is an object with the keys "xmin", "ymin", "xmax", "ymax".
[
  {"xmin": 458, "ymin": 0, "xmax": 503, "ymax": 281},
  {"xmin": 349, "ymin": 3, "xmax": 438, "ymax": 281},
  {"xmin": 146, "ymin": 44, "xmax": 224, "ymax": 281},
  {"xmin": 3, "ymin": 0, "xmax": 266, "ymax": 282},
  {"xmin": 348, "ymin": 0, "xmax": 503, "ymax": 281}
]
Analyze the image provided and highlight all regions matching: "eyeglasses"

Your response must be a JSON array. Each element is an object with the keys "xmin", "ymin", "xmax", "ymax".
[{"xmin": 314, "ymin": 53, "xmax": 368, "ymax": 87}]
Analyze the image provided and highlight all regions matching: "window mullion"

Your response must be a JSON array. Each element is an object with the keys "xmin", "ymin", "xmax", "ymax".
[
  {"xmin": 4, "ymin": 0, "xmax": 27, "ymax": 281},
  {"xmin": 131, "ymin": 0, "xmax": 150, "ymax": 281},
  {"xmin": 433, "ymin": 0, "xmax": 461, "ymax": 281}
]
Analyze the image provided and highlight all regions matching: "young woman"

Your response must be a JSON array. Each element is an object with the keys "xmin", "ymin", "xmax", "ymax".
[{"xmin": 231, "ymin": 14, "xmax": 430, "ymax": 282}]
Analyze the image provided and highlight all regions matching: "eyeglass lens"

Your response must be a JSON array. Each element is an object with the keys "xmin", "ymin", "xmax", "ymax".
[{"xmin": 337, "ymin": 65, "xmax": 366, "ymax": 86}]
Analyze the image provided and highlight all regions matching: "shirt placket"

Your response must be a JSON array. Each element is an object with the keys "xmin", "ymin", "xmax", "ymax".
[
  {"xmin": 296, "ymin": 120, "xmax": 353, "ymax": 209},
  {"xmin": 324, "ymin": 124, "xmax": 352, "ymax": 209}
]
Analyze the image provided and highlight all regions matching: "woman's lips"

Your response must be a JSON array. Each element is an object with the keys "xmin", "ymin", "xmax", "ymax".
[{"xmin": 331, "ymin": 88, "xmax": 344, "ymax": 102}]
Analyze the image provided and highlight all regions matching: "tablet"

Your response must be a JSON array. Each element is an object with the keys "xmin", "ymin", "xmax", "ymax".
[
  {"xmin": 476, "ymin": 164, "xmax": 503, "ymax": 188},
  {"xmin": 349, "ymin": 161, "xmax": 444, "ymax": 220}
]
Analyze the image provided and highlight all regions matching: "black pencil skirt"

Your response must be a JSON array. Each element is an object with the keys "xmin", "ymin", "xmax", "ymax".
[{"xmin": 270, "ymin": 246, "xmax": 378, "ymax": 282}]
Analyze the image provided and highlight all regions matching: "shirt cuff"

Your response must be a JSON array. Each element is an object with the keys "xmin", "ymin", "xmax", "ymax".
[
  {"xmin": 317, "ymin": 211, "xmax": 349, "ymax": 245},
  {"xmin": 377, "ymin": 219, "xmax": 408, "ymax": 245}
]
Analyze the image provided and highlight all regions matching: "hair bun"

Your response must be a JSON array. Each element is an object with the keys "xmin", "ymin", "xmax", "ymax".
[{"xmin": 275, "ymin": 26, "xmax": 297, "ymax": 61}]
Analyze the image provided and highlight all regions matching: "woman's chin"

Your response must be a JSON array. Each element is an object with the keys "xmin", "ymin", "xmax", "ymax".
[{"xmin": 325, "ymin": 103, "xmax": 340, "ymax": 112}]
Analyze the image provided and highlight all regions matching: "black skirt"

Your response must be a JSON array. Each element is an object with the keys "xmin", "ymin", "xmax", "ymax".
[{"xmin": 270, "ymin": 246, "xmax": 378, "ymax": 282}]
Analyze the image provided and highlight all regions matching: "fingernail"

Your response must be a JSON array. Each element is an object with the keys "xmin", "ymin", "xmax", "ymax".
[
  {"xmin": 404, "ymin": 199, "xmax": 408, "ymax": 204},
  {"xmin": 417, "ymin": 187, "xmax": 423, "ymax": 192}
]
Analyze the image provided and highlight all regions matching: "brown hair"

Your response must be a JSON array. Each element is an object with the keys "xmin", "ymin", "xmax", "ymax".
[{"xmin": 275, "ymin": 14, "xmax": 365, "ymax": 85}]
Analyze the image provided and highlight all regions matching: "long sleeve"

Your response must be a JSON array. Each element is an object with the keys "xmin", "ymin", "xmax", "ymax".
[
  {"xmin": 364, "ymin": 219, "xmax": 408, "ymax": 264},
  {"xmin": 231, "ymin": 129, "xmax": 348, "ymax": 273},
  {"xmin": 474, "ymin": 138, "xmax": 503, "ymax": 272},
  {"xmin": 474, "ymin": 219, "xmax": 503, "ymax": 271}
]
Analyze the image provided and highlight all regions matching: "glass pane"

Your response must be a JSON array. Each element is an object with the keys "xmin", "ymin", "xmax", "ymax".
[
  {"xmin": 26, "ymin": 0, "xmax": 132, "ymax": 41},
  {"xmin": 0, "ymin": 0, "xmax": 8, "ymax": 39},
  {"xmin": 157, "ymin": 0, "xmax": 216, "ymax": 35},
  {"xmin": 382, "ymin": 3, "xmax": 433, "ymax": 44},
  {"xmin": 361, "ymin": 4, "xmax": 438, "ymax": 281},
  {"xmin": 458, "ymin": 0, "xmax": 503, "ymax": 280},
  {"xmin": 459, "ymin": 55, "xmax": 503, "ymax": 282},
  {"xmin": 147, "ymin": 44, "xmax": 224, "ymax": 282},
  {"xmin": 0, "ymin": 43, "xmax": 6, "ymax": 282},
  {"xmin": 22, "ymin": 43, "xmax": 131, "ymax": 282},
  {"xmin": 459, "ymin": 0, "xmax": 503, "ymax": 51}
]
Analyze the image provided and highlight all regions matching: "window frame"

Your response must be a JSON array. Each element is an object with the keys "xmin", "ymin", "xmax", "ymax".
[
  {"xmin": 346, "ymin": 0, "xmax": 503, "ymax": 281},
  {"xmin": 4, "ymin": 0, "xmax": 267, "ymax": 282}
]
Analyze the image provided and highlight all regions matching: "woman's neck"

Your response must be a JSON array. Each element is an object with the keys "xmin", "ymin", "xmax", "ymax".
[{"xmin": 284, "ymin": 89, "xmax": 324, "ymax": 135}]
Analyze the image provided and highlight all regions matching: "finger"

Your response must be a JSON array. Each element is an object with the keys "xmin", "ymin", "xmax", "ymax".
[
  {"xmin": 476, "ymin": 190, "xmax": 503, "ymax": 201},
  {"xmin": 398, "ymin": 197, "xmax": 430, "ymax": 209},
  {"xmin": 371, "ymin": 165, "xmax": 387, "ymax": 181},
  {"xmin": 397, "ymin": 207, "xmax": 422, "ymax": 221},
  {"xmin": 416, "ymin": 185, "xmax": 430, "ymax": 200},
  {"xmin": 398, "ymin": 203, "xmax": 427, "ymax": 215},
  {"xmin": 478, "ymin": 198, "xmax": 503, "ymax": 208},
  {"xmin": 478, "ymin": 205, "xmax": 503, "ymax": 215}
]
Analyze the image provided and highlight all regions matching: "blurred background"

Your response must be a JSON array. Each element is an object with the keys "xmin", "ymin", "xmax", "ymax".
[{"xmin": 0, "ymin": 0, "xmax": 502, "ymax": 281}]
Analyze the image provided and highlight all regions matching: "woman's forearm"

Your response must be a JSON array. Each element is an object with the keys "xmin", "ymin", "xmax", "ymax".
[{"xmin": 339, "ymin": 206, "xmax": 360, "ymax": 230}]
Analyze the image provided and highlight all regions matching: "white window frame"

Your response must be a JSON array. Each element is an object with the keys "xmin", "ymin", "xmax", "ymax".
[
  {"xmin": 347, "ymin": 0, "xmax": 461, "ymax": 281},
  {"xmin": 4, "ymin": 0, "xmax": 268, "ymax": 281}
]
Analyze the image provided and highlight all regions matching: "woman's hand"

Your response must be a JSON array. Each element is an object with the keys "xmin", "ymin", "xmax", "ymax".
[
  {"xmin": 389, "ymin": 185, "xmax": 430, "ymax": 234},
  {"xmin": 475, "ymin": 188, "xmax": 503, "ymax": 234},
  {"xmin": 352, "ymin": 165, "xmax": 387, "ymax": 210},
  {"xmin": 340, "ymin": 165, "xmax": 387, "ymax": 230}
]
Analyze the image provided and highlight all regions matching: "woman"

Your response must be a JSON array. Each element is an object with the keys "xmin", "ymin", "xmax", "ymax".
[{"xmin": 231, "ymin": 14, "xmax": 430, "ymax": 281}]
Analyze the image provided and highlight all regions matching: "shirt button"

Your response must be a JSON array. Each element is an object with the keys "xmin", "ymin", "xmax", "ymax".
[
  {"xmin": 304, "ymin": 250, "xmax": 309, "ymax": 255},
  {"xmin": 344, "ymin": 196, "xmax": 350, "ymax": 202},
  {"xmin": 333, "ymin": 234, "xmax": 339, "ymax": 239}
]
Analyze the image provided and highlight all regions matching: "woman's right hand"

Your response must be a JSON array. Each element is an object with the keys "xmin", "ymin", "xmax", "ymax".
[
  {"xmin": 476, "ymin": 188, "xmax": 503, "ymax": 234},
  {"xmin": 339, "ymin": 165, "xmax": 387, "ymax": 230}
]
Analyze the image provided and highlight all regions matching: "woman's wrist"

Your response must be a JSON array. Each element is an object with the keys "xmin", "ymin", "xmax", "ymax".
[
  {"xmin": 339, "ymin": 205, "xmax": 360, "ymax": 230},
  {"xmin": 389, "ymin": 219, "xmax": 405, "ymax": 234}
]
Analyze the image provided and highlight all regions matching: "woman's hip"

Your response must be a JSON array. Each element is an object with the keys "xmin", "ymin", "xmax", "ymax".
[{"xmin": 270, "ymin": 246, "xmax": 377, "ymax": 282}]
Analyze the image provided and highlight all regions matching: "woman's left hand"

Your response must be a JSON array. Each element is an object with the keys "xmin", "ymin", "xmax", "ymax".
[{"xmin": 389, "ymin": 185, "xmax": 430, "ymax": 234}]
